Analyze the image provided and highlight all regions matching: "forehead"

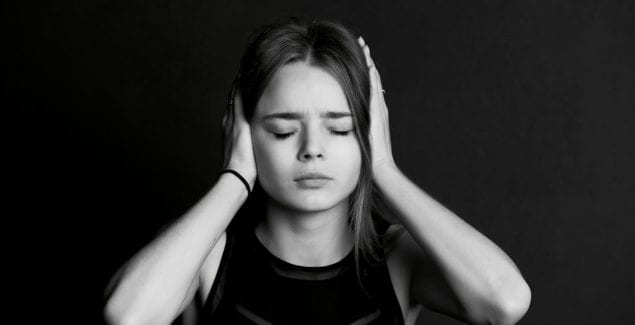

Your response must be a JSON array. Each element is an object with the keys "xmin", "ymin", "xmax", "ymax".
[{"xmin": 255, "ymin": 62, "xmax": 351, "ymax": 117}]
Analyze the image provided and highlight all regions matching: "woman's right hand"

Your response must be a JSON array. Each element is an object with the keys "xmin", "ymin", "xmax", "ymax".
[{"xmin": 222, "ymin": 80, "xmax": 257, "ymax": 190}]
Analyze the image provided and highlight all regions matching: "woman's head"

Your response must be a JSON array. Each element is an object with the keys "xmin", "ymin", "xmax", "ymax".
[
  {"xmin": 250, "ymin": 61, "xmax": 362, "ymax": 214},
  {"xmin": 234, "ymin": 18, "xmax": 379, "ymax": 261}
]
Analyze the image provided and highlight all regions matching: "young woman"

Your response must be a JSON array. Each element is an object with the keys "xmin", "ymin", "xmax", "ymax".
[{"xmin": 104, "ymin": 18, "xmax": 531, "ymax": 325}]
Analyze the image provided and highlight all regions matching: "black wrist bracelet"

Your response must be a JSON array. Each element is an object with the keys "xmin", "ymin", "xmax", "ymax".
[{"xmin": 219, "ymin": 169, "xmax": 251, "ymax": 194}]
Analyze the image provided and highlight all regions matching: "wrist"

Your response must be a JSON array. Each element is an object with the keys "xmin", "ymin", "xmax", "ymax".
[
  {"xmin": 373, "ymin": 158, "xmax": 398, "ymax": 175},
  {"xmin": 373, "ymin": 160, "xmax": 400, "ymax": 185},
  {"xmin": 225, "ymin": 162, "xmax": 257, "ymax": 189},
  {"xmin": 220, "ymin": 169, "xmax": 252, "ymax": 194},
  {"xmin": 217, "ymin": 172, "xmax": 250, "ymax": 201}
]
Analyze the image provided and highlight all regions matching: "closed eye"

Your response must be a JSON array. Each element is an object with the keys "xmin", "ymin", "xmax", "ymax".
[
  {"xmin": 271, "ymin": 130, "xmax": 352, "ymax": 139},
  {"xmin": 272, "ymin": 132, "xmax": 295, "ymax": 139},
  {"xmin": 330, "ymin": 130, "xmax": 351, "ymax": 136}
]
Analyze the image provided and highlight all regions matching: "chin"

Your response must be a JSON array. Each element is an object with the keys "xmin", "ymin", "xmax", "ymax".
[{"xmin": 273, "ymin": 191, "xmax": 348, "ymax": 213}]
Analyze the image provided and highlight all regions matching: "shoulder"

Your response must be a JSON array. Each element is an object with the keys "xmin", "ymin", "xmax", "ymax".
[
  {"xmin": 199, "ymin": 232, "xmax": 228, "ymax": 306},
  {"xmin": 383, "ymin": 224, "xmax": 422, "ymax": 325}
]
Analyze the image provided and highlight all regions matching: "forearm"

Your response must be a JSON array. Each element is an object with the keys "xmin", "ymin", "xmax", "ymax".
[
  {"xmin": 105, "ymin": 173, "xmax": 248, "ymax": 325},
  {"xmin": 374, "ymin": 165, "xmax": 530, "ymax": 323}
]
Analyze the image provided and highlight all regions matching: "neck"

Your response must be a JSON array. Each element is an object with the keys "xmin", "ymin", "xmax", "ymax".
[{"xmin": 256, "ymin": 199, "xmax": 354, "ymax": 267}]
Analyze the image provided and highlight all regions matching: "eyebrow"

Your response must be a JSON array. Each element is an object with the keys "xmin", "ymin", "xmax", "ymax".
[{"xmin": 262, "ymin": 111, "xmax": 352, "ymax": 121}]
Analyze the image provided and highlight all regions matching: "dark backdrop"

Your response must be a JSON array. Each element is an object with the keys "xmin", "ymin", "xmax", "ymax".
[{"xmin": 6, "ymin": 0, "xmax": 634, "ymax": 324}]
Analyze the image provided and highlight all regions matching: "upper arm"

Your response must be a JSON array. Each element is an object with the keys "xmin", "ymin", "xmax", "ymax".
[
  {"xmin": 386, "ymin": 225, "xmax": 469, "ymax": 323},
  {"xmin": 174, "ymin": 232, "xmax": 227, "ymax": 318},
  {"xmin": 198, "ymin": 231, "xmax": 227, "ymax": 306}
]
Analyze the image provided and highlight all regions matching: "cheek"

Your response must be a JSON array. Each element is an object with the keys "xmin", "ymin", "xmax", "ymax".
[
  {"xmin": 334, "ymin": 139, "xmax": 362, "ymax": 185},
  {"xmin": 252, "ymin": 136, "xmax": 291, "ymax": 187}
]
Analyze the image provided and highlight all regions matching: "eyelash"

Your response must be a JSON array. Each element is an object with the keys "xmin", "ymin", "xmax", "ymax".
[
  {"xmin": 272, "ymin": 130, "xmax": 351, "ymax": 139},
  {"xmin": 273, "ymin": 133, "xmax": 293, "ymax": 139}
]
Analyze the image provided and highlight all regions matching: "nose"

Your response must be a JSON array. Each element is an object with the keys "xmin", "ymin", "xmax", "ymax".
[{"xmin": 298, "ymin": 127, "xmax": 324, "ymax": 161}]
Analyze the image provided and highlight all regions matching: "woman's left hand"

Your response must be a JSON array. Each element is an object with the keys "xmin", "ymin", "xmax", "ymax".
[{"xmin": 358, "ymin": 37, "xmax": 397, "ymax": 176}]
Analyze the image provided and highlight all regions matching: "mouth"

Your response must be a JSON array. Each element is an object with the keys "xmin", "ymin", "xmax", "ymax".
[
  {"xmin": 294, "ymin": 172, "xmax": 332, "ymax": 181},
  {"xmin": 294, "ymin": 172, "xmax": 332, "ymax": 188}
]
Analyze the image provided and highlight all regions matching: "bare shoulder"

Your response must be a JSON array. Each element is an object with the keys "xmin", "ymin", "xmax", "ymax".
[
  {"xmin": 198, "ymin": 232, "xmax": 227, "ymax": 306},
  {"xmin": 383, "ymin": 224, "xmax": 422, "ymax": 325},
  {"xmin": 384, "ymin": 224, "xmax": 467, "ymax": 324},
  {"xmin": 175, "ymin": 233, "xmax": 228, "ymax": 324}
]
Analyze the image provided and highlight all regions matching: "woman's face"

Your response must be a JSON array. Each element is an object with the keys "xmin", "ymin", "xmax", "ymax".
[{"xmin": 251, "ymin": 61, "xmax": 362, "ymax": 213}]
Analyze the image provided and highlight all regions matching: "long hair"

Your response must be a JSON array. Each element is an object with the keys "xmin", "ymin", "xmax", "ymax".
[{"xmin": 226, "ymin": 17, "xmax": 382, "ymax": 269}]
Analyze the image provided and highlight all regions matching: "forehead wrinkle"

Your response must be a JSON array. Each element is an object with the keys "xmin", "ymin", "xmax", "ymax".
[
  {"xmin": 261, "ymin": 110, "xmax": 352, "ymax": 122},
  {"xmin": 257, "ymin": 63, "xmax": 351, "ymax": 121}
]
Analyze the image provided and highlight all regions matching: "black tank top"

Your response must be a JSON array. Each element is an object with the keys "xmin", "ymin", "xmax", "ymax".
[{"xmin": 198, "ymin": 224, "xmax": 405, "ymax": 324}]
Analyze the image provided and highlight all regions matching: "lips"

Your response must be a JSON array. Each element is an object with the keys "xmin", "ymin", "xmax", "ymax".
[
  {"xmin": 294, "ymin": 172, "xmax": 332, "ymax": 189},
  {"xmin": 294, "ymin": 172, "xmax": 332, "ymax": 181}
]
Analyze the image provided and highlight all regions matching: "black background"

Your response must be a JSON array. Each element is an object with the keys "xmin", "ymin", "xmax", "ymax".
[{"xmin": 6, "ymin": 0, "xmax": 634, "ymax": 324}]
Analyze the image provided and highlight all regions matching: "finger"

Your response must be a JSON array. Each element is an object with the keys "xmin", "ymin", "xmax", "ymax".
[
  {"xmin": 363, "ymin": 45, "xmax": 374, "ymax": 69},
  {"xmin": 223, "ymin": 103, "xmax": 234, "ymax": 131},
  {"xmin": 370, "ymin": 68, "xmax": 382, "ymax": 100},
  {"xmin": 371, "ymin": 66, "xmax": 384, "ymax": 94},
  {"xmin": 357, "ymin": 37, "xmax": 386, "ymax": 99},
  {"xmin": 224, "ymin": 79, "xmax": 237, "ymax": 118},
  {"xmin": 362, "ymin": 47, "xmax": 379, "ymax": 93},
  {"xmin": 357, "ymin": 37, "xmax": 374, "ymax": 68},
  {"xmin": 364, "ymin": 49, "xmax": 384, "ymax": 97},
  {"xmin": 360, "ymin": 39, "xmax": 373, "ymax": 66},
  {"xmin": 232, "ymin": 89, "xmax": 246, "ymax": 123},
  {"xmin": 364, "ymin": 53, "xmax": 383, "ymax": 95}
]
